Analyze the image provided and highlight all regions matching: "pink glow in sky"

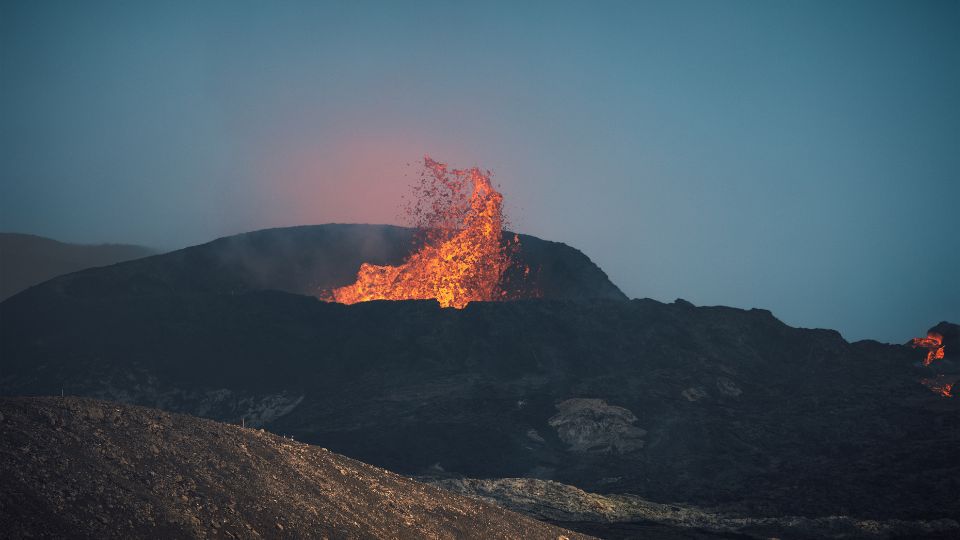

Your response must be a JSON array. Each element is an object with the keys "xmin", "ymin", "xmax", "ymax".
[{"xmin": 251, "ymin": 130, "xmax": 483, "ymax": 230}]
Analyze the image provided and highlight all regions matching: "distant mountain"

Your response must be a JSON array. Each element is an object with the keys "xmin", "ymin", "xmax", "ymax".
[
  {"xmin": 0, "ymin": 233, "xmax": 156, "ymax": 300},
  {"xmin": 1, "ymin": 224, "xmax": 957, "ymax": 537},
  {"xmin": 0, "ymin": 396, "xmax": 591, "ymax": 540}
]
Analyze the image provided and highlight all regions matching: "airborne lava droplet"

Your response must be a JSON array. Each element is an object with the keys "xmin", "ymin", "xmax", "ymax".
[{"xmin": 327, "ymin": 156, "xmax": 526, "ymax": 309}]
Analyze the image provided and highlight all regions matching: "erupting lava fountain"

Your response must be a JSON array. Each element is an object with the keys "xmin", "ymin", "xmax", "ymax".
[{"xmin": 326, "ymin": 156, "xmax": 529, "ymax": 309}]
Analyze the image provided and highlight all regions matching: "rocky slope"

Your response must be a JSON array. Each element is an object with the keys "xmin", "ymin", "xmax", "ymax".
[
  {"xmin": 426, "ymin": 477, "xmax": 959, "ymax": 539},
  {"xmin": 0, "ymin": 233, "xmax": 155, "ymax": 300},
  {"xmin": 0, "ymin": 396, "xmax": 591, "ymax": 540}
]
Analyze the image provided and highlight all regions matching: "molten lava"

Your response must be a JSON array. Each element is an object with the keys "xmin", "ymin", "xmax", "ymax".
[
  {"xmin": 329, "ymin": 156, "xmax": 518, "ymax": 309},
  {"xmin": 911, "ymin": 332, "xmax": 946, "ymax": 366},
  {"xmin": 921, "ymin": 376, "xmax": 954, "ymax": 398}
]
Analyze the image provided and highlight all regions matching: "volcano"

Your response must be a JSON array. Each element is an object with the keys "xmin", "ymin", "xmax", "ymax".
[
  {"xmin": 0, "ymin": 223, "xmax": 957, "ymax": 539},
  {"xmin": 9, "ymin": 223, "xmax": 623, "ymax": 303}
]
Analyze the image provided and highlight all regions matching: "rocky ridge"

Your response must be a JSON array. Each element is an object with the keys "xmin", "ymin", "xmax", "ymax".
[{"xmin": 425, "ymin": 477, "xmax": 959, "ymax": 539}]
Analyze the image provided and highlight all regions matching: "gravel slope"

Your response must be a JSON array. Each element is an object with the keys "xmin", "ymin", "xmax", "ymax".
[{"xmin": 0, "ymin": 396, "xmax": 592, "ymax": 540}]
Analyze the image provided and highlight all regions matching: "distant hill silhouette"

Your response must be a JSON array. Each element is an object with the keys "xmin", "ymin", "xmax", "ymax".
[{"xmin": 0, "ymin": 233, "xmax": 155, "ymax": 300}]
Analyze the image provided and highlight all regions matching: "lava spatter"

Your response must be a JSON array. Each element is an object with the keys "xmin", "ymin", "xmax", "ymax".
[
  {"xmin": 328, "ymin": 156, "xmax": 522, "ymax": 309},
  {"xmin": 911, "ymin": 332, "xmax": 946, "ymax": 366}
]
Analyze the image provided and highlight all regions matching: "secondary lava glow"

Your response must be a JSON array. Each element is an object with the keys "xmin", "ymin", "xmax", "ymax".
[
  {"xmin": 912, "ymin": 331, "xmax": 952, "ymax": 398},
  {"xmin": 328, "ymin": 156, "xmax": 519, "ymax": 309},
  {"xmin": 921, "ymin": 376, "xmax": 954, "ymax": 398},
  {"xmin": 911, "ymin": 332, "xmax": 946, "ymax": 366}
]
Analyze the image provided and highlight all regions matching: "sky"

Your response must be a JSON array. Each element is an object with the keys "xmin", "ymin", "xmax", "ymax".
[{"xmin": 1, "ymin": 0, "xmax": 957, "ymax": 343}]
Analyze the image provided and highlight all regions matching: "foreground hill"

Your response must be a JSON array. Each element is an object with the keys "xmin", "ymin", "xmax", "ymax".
[
  {"xmin": 0, "ymin": 233, "xmax": 155, "ymax": 300},
  {"xmin": 0, "ymin": 396, "xmax": 591, "ymax": 540}
]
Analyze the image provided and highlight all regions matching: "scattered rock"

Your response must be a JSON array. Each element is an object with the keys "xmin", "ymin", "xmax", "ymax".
[
  {"xmin": 715, "ymin": 377, "xmax": 742, "ymax": 397},
  {"xmin": 548, "ymin": 399, "xmax": 646, "ymax": 454},
  {"xmin": 526, "ymin": 429, "xmax": 545, "ymax": 443},
  {"xmin": 681, "ymin": 387, "xmax": 708, "ymax": 402}
]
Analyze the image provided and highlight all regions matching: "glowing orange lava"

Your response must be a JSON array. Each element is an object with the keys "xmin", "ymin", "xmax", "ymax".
[
  {"xmin": 329, "ymin": 156, "xmax": 517, "ymax": 309},
  {"xmin": 911, "ymin": 332, "xmax": 946, "ymax": 366},
  {"xmin": 921, "ymin": 376, "xmax": 954, "ymax": 398}
]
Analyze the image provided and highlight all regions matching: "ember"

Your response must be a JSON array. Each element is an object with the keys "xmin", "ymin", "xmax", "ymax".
[
  {"xmin": 328, "ymin": 156, "xmax": 522, "ymax": 309},
  {"xmin": 911, "ymin": 332, "xmax": 946, "ymax": 366}
]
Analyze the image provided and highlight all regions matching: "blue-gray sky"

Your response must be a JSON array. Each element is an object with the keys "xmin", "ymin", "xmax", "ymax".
[{"xmin": 1, "ymin": 0, "xmax": 957, "ymax": 343}]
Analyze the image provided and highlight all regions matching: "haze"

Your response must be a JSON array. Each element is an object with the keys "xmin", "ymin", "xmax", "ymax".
[{"xmin": 1, "ymin": 0, "xmax": 957, "ymax": 343}]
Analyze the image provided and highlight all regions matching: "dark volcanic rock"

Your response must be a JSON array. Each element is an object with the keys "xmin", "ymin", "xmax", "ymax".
[
  {"xmin": 1, "ymin": 289, "xmax": 957, "ymax": 524},
  {"xmin": 0, "ymin": 396, "xmax": 591, "ymax": 540}
]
